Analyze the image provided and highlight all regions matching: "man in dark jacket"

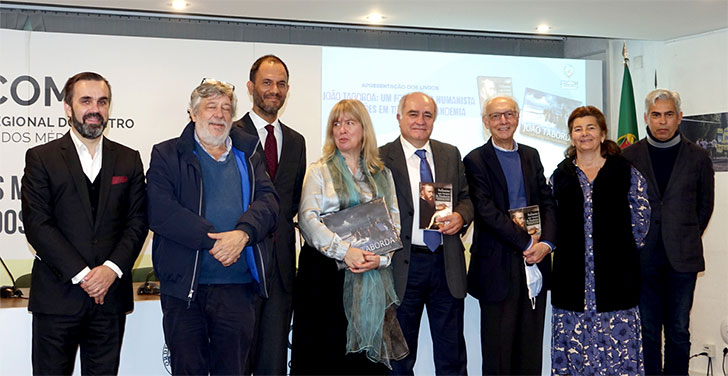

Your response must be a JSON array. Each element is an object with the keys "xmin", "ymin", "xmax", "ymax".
[
  {"xmin": 623, "ymin": 89, "xmax": 714, "ymax": 376},
  {"xmin": 380, "ymin": 92, "xmax": 474, "ymax": 375},
  {"xmin": 147, "ymin": 79, "xmax": 279, "ymax": 375},
  {"xmin": 22, "ymin": 71, "xmax": 148, "ymax": 375},
  {"xmin": 464, "ymin": 96, "xmax": 555, "ymax": 375},
  {"xmin": 233, "ymin": 55, "xmax": 306, "ymax": 375}
]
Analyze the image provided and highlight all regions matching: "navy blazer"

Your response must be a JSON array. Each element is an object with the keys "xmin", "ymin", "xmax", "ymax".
[
  {"xmin": 147, "ymin": 123, "xmax": 279, "ymax": 300},
  {"xmin": 463, "ymin": 139, "xmax": 556, "ymax": 304},
  {"xmin": 22, "ymin": 133, "xmax": 148, "ymax": 315},
  {"xmin": 622, "ymin": 137, "xmax": 714, "ymax": 272}
]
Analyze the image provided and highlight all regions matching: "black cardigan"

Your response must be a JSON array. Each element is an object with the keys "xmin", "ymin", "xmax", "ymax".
[{"xmin": 551, "ymin": 154, "xmax": 640, "ymax": 312}]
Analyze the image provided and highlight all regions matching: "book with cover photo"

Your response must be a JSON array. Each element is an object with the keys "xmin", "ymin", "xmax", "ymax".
[
  {"xmin": 322, "ymin": 197, "xmax": 402, "ymax": 255},
  {"xmin": 419, "ymin": 182, "xmax": 453, "ymax": 230},
  {"xmin": 509, "ymin": 205, "xmax": 541, "ymax": 236}
]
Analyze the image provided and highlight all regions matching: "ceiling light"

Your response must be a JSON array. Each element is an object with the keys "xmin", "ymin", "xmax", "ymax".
[
  {"xmin": 172, "ymin": 0, "xmax": 187, "ymax": 10},
  {"xmin": 365, "ymin": 13, "xmax": 385, "ymax": 23},
  {"xmin": 536, "ymin": 24, "xmax": 551, "ymax": 33}
]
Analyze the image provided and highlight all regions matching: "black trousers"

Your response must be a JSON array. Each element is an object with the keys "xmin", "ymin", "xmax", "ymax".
[
  {"xmin": 250, "ymin": 255, "xmax": 293, "ymax": 376},
  {"xmin": 640, "ymin": 243, "xmax": 697, "ymax": 376},
  {"xmin": 479, "ymin": 255, "xmax": 546, "ymax": 376},
  {"xmin": 161, "ymin": 283, "xmax": 258, "ymax": 376},
  {"xmin": 290, "ymin": 244, "xmax": 389, "ymax": 376},
  {"xmin": 32, "ymin": 305, "xmax": 126, "ymax": 375}
]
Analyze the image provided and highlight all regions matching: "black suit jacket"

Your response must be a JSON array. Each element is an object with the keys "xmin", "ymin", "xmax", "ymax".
[
  {"xmin": 463, "ymin": 139, "xmax": 556, "ymax": 304},
  {"xmin": 233, "ymin": 113, "xmax": 306, "ymax": 292},
  {"xmin": 622, "ymin": 137, "xmax": 714, "ymax": 272},
  {"xmin": 21, "ymin": 132, "xmax": 148, "ymax": 315},
  {"xmin": 380, "ymin": 138, "xmax": 474, "ymax": 301}
]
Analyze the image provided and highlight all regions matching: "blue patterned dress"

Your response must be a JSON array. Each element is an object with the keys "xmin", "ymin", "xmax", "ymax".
[{"xmin": 551, "ymin": 166, "xmax": 650, "ymax": 376}]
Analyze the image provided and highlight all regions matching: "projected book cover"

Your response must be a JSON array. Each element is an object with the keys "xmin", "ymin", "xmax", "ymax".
[
  {"xmin": 520, "ymin": 88, "xmax": 582, "ymax": 146},
  {"xmin": 322, "ymin": 198, "xmax": 402, "ymax": 255},
  {"xmin": 477, "ymin": 76, "xmax": 513, "ymax": 105},
  {"xmin": 477, "ymin": 76, "xmax": 513, "ymax": 137}
]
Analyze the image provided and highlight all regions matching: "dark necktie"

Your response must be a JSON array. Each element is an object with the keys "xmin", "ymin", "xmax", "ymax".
[
  {"xmin": 264, "ymin": 124, "xmax": 278, "ymax": 179},
  {"xmin": 415, "ymin": 149, "xmax": 442, "ymax": 252}
]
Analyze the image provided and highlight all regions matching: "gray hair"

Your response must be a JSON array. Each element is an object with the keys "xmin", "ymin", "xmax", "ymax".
[
  {"xmin": 482, "ymin": 95, "xmax": 520, "ymax": 117},
  {"xmin": 397, "ymin": 92, "xmax": 438, "ymax": 121},
  {"xmin": 189, "ymin": 79, "xmax": 238, "ymax": 118},
  {"xmin": 644, "ymin": 89, "xmax": 681, "ymax": 115}
]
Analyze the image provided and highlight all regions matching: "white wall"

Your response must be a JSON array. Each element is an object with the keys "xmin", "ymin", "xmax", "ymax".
[{"xmin": 608, "ymin": 29, "xmax": 728, "ymax": 376}]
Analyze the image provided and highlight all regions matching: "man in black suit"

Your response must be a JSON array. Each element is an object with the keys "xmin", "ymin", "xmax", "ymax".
[
  {"xmin": 463, "ymin": 96, "xmax": 555, "ymax": 375},
  {"xmin": 21, "ymin": 72, "xmax": 148, "ymax": 375},
  {"xmin": 622, "ymin": 89, "xmax": 714, "ymax": 376},
  {"xmin": 380, "ymin": 92, "xmax": 474, "ymax": 375},
  {"xmin": 233, "ymin": 54, "xmax": 306, "ymax": 375}
]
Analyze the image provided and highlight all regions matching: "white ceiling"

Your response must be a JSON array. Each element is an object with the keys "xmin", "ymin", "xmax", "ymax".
[{"xmin": 10, "ymin": 0, "xmax": 728, "ymax": 41}]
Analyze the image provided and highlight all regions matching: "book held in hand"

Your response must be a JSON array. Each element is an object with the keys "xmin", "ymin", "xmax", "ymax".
[
  {"xmin": 509, "ymin": 205, "xmax": 541, "ymax": 237},
  {"xmin": 419, "ymin": 182, "xmax": 453, "ymax": 230},
  {"xmin": 322, "ymin": 197, "xmax": 402, "ymax": 255}
]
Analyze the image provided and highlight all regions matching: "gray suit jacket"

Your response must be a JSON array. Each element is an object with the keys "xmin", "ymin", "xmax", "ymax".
[
  {"xmin": 380, "ymin": 138, "xmax": 474, "ymax": 300},
  {"xmin": 622, "ymin": 137, "xmax": 714, "ymax": 272},
  {"xmin": 233, "ymin": 113, "xmax": 306, "ymax": 292}
]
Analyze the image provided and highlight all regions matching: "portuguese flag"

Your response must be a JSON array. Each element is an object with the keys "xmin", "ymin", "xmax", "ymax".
[{"xmin": 617, "ymin": 60, "xmax": 638, "ymax": 148}]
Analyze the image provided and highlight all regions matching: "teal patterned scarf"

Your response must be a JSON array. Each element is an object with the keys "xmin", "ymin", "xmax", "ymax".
[{"xmin": 326, "ymin": 150, "xmax": 408, "ymax": 368}]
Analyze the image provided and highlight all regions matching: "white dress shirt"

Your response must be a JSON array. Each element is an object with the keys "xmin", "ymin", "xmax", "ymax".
[
  {"xmin": 249, "ymin": 110, "xmax": 282, "ymax": 162},
  {"xmin": 68, "ymin": 130, "xmax": 122, "ymax": 283},
  {"xmin": 69, "ymin": 128, "xmax": 103, "ymax": 182},
  {"xmin": 399, "ymin": 136, "xmax": 441, "ymax": 247}
]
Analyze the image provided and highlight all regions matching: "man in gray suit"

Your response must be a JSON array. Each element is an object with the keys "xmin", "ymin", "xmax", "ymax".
[
  {"xmin": 233, "ymin": 55, "xmax": 306, "ymax": 375},
  {"xmin": 379, "ymin": 92, "xmax": 473, "ymax": 375},
  {"xmin": 622, "ymin": 89, "xmax": 714, "ymax": 376}
]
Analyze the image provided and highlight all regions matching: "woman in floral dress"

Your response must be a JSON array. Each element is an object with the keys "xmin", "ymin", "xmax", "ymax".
[{"xmin": 550, "ymin": 106, "xmax": 650, "ymax": 376}]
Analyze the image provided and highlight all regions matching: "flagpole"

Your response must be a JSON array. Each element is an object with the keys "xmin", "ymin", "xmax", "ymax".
[{"xmin": 617, "ymin": 42, "xmax": 639, "ymax": 149}]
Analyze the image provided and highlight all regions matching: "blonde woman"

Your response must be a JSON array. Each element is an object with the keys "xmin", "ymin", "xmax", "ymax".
[{"xmin": 291, "ymin": 99, "xmax": 407, "ymax": 375}]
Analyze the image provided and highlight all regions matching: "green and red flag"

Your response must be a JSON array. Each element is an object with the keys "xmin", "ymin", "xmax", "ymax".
[{"xmin": 617, "ymin": 44, "xmax": 639, "ymax": 149}]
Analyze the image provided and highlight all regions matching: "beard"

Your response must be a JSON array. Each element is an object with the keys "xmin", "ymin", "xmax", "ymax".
[
  {"xmin": 253, "ymin": 91, "xmax": 284, "ymax": 117},
  {"xmin": 196, "ymin": 120, "xmax": 231, "ymax": 147},
  {"xmin": 71, "ymin": 110, "xmax": 107, "ymax": 139}
]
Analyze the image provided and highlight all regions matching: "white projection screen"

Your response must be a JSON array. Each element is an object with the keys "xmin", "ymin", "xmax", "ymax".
[{"xmin": 322, "ymin": 46, "xmax": 603, "ymax": 173}]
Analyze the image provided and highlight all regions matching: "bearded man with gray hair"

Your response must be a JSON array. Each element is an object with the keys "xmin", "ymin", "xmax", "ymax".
[
  {"xmin": 147, "ymin": 79, "xmax": 279, "ymax": 375},
  {"xmin": 622, "ymin": 89, "xmax": 714, "ymax": 376}
]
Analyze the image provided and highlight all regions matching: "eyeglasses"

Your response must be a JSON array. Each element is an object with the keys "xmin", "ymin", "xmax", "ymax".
[
  {"xmin": 200, "ymin": 78, "xmax": 235, "ymax": 91},
  {"xmin": 487, "ymin": 111, "xmax": 517, "ymax": 121}
]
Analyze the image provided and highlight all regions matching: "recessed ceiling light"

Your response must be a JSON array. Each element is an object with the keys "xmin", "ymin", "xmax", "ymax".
[
  {"xmin": 536, "ymin": 24, "xmax": 551, "ymax": 33},
  {"xmin": 172, "ymin": 0, "xmax": 187, "ymax": 10},
  {"xmin": 365, "ymin": 13, "xmax": 385, "ymax": 23}
]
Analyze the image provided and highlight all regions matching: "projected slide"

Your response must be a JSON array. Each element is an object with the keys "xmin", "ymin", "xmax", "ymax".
[{"xmin": 321, "ymin": 47, "xmax": 592, "ymax": 172}]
